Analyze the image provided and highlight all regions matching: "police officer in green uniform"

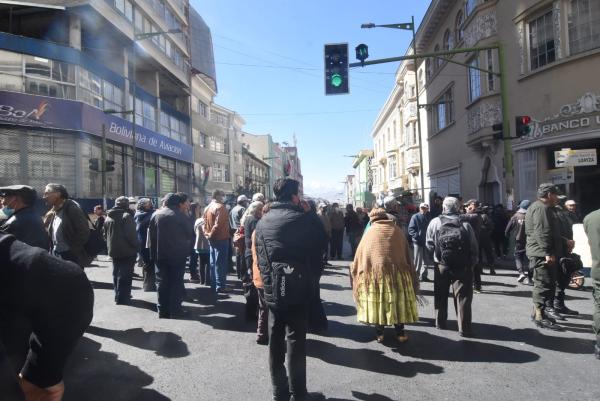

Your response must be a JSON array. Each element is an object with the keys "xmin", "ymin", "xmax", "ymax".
[
  {"xmin": 525, "ymin": 183, "xmax": 564, "ymax": 330},
  {"xmin": 583, "ymin": 208, "xmax": 600, "ymax": 359}
]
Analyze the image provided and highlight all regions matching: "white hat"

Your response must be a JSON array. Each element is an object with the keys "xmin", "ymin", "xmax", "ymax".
[
  {"xmin": 252, "ymin": 193, "xmax": 265, "ymax": 202},
  {"xmin": 237, "ymin": 195, "xmax": 248, "ymax": 203},
  {"xmin": 419, "ymin": 203, "xmax": 429, "ymax": 209}
]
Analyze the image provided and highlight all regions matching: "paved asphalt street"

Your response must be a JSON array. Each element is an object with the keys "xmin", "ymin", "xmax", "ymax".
[{"xmin": 63, "ymin": 256, "xmax": 599, "ymax": 401}]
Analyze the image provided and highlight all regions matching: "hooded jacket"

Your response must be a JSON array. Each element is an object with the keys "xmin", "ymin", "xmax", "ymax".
[{"xmin": 103, "ymin": 207, "xmax": 139, "ymax": 259}]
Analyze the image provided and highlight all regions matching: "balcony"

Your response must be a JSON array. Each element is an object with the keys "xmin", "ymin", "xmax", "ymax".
[{"xmin": 466, "ymin": 95, "xmax": 502, "ymax": 151}]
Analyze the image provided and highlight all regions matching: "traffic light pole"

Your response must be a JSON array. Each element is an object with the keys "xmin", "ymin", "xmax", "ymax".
[
  {"xmin": 102, "ymin": 123, "xmax": 107, "ymax": 210},
  {"xmin": 349, "ymin": 39, "xmax": 514, "ymax": 204},
  {"xmin": 498, "ymin": 43, "xmax": 513, "ymax": 200}
]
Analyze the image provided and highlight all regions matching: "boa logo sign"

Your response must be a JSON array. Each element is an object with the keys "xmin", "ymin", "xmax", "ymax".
[{"xmin": 0, "ymin": 100, "xmax": 50, "ymax": 124}]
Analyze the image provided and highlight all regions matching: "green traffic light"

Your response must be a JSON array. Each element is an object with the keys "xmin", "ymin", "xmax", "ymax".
[{"xmin": 331, "ymin": 73, "xmax": 343, "ymax": 87}]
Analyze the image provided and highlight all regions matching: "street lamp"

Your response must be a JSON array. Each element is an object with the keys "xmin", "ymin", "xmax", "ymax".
[{"xmin": 361, "ymin": 17, "xmax": 426, "ymax": 202}]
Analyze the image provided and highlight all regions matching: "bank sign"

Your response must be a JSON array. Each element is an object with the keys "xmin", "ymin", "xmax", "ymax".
[
  {"xmin": 521, "ymin": 92, "xmax": 600, "ymax": 141},
  {"xmin": 0, "ymin": 91, "xmax": 193, "ymax": 163}
]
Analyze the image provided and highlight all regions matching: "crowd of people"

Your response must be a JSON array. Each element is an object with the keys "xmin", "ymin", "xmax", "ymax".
[{"xmin": 0, "ymin": 178, "xmax": 598, "ymax": 401}]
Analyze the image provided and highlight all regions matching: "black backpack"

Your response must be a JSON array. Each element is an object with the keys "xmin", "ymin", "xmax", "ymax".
[
  {"xmin": 259, "ymin": 235, "xmax": 310, "ymax": 311},
  {"xmin": 435, "ymin": 216, "xmax": 471, "ymax": 270}
]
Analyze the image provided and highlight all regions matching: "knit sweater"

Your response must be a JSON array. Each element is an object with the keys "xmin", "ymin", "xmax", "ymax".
[{"xmin": 351, "ymin": 219, "xmax": 418, "ymax": 300}]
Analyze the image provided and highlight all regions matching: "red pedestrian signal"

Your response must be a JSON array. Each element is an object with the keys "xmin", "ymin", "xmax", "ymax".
[{"xmin": 515, "ymin": 116, "xmax": 532, "ymax": 137}]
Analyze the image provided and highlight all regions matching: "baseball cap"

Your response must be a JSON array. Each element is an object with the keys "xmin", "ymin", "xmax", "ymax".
[
  {"xmin": 419, "ymin": 203, "xmax": 429, "ymax": 209},
  {"xmin": 537, "ymin": 183, "xmax": 560, "ymax": 198},
  {"xmin": 0, "ymin": 184, "xmax": 35, "ymax": 197}
]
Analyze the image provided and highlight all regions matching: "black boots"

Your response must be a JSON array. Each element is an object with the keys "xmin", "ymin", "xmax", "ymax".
[
  {"xmin": 532, "ymin": 305, "xmax": 562, "ymax": 331},
  {"xmin": 554, "ymin": 297, "xmax": 579, "ymax": 315}
]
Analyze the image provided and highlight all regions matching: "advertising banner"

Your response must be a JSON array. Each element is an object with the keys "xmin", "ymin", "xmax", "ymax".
[{"xmin": 0, "ymin": 90, "xmax": 193, "ymax": 163}]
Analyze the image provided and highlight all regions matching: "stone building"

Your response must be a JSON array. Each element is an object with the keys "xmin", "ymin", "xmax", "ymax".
[{"xmin": 413, "ymin": 0, "xmax": 599, "ymax": 211}]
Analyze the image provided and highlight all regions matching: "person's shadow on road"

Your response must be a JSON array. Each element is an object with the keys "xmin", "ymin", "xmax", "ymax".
[
  {"xmin": 392, "ymin": 331, "xmax": 540, "ymax": 363},
  {"xmin": 64, "ymin": 336, "xmax": 171, "ymax": 401},
  {"xmin": 327, "ymin": 391, "xmax": 396, "ymax": 401},
  {"xmin": 86, "ymin": 326, "xmax": 190, "ymax": 358},
  {"xmin": 306, "ymin": 339, "xmax": 444, "ymax": 377}
]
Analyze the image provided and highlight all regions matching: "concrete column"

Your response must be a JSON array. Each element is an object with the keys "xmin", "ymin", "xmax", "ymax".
[{"xmin": 69, "ymin": 14, "xmax": 82, "ymax": 50}]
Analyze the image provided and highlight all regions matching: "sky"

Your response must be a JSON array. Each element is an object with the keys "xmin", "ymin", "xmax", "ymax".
[{"xmin": 191, "ymin": 1, "xmax": 430, "ymax": 199}]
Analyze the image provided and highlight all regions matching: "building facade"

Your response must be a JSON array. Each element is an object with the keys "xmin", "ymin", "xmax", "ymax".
[
  {"xmin": 282, "ymin": 146, "xmax": 303, "ymax": 196},
  {"xmin": 414, "ymin": 0, "xmax": 599, "ymax": 212},
  {"xmin": 240, "ymin": 132, "xmax": 281, "ymax": 198},
  {"xmin": 370, "ymin": 49, "xmax": 428, "ymax": 202},
  {"xmin": 241, "ymin": 146, "xmax": 269, "ymax": 198},
  {"xmin": 507, "ymin": 1, "xmax": 600, "ymax": 216},
  {"xmin": 351, "ymin": 149, "xmax": 375, "ymax": 208},
  {"xmin": 0, "ymin": 1, "xmax": 194, "ymax": 209},
  {"xmin": 344, "ymin": 175, "xmax": 355, "ymax": 206}
]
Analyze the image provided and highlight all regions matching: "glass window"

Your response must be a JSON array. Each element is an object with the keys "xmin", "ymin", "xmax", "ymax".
[
  {"xmin": 434, "ymin": 45, "xmax": 442, "ymax": 69},
  {"xmin": 388, "ymin": 155, "xmax": 397, "ymax": 180},
  {"xmin": 466, "ymin": 0, "xmax": 477, "ymax": 16},
  {"xmin": 443, "ymin": 29, "xmax": 453, "ymax": 51},
  {"xmin": 455, "ymin": 11, "xmax": 464, "ymax": 43},
  {"xmin": 529, "ymin": 10, "xmax": 556, "ymax": 70},
  {"xmin": 125, "ymin": 0, "xmax": 133, "ymax": 21},
  {"xmin": 568, "ymin": 0, "xmax": 600, "ymax": 55},
  {"xmin": 115, "ymin": 0, "xmax": 125, "ymax": 14},
  {"xmin": 25, "ymin": 55, "xmax": 50, "ymax": 78},
  {"xmin": 134, "ymin": 9, "xmax": 143, "ymax": 32},
  {"xmin": 469, "ymin": 58, "xmax": 481, "ymax": 101},
  {"xmin": 143, "ymin": 100, "xmax": 155, "ymax": 130}
]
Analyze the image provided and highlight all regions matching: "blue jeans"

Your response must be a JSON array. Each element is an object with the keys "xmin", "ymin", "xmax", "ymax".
[{"xmin": 209, "ymin": 239, "xmax": 230, "ymax": 292}]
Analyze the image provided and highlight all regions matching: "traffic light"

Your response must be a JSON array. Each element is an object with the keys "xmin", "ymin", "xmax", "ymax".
[
  {"xmin": 355, "ymin": 43, "xmax": 369, "ymax": 64},
  {"xmin": 104, "ymin": 160, "xmax": 115, "ymax": 172},
  {"xmin": 324, "ymin": 43, "xmax": 349, "ymax": 95},
  {"xmin": 492, "ymin": 122, "xmax": 503, "ymax": 140},
  {"xmin": 89, "ymin": 158, "xmax": 99, "ymax": 171},
  {"xmin": 515, "ymin": 116, "xmax": 532, "ymax": 137}
]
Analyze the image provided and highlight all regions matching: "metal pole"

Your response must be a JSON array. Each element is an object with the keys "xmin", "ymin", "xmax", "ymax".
[
  {"xmin": 101, "ymin": 123, "xmax": 107, "ymax": 210},
  {"xmin": 498, "ymin": 43, "xmax": 513, "ymax": 204},
  {"xmin": 131, "ymin": 42, "xmax": 137, "ymax": 197},
  {"xmin": 412, "ymin": 16, "xmax": 426, "ymax": 202},
  {"xmin": 349, "ymin": 44, "xmax": 500, "ymax": 68}
]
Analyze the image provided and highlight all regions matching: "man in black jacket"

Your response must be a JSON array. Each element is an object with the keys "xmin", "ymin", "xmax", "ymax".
[
  {"xmin": 148, "ymin": 193, "xmax": 194, "ymax": 318},
  {"xmin": 255, "ymin": 178, "xmax": 327, "ymax": 401},
  {"xmin": 0, "ymin": 233, "xmax": 93, "ymax": 401},
  {"xmin": 0, "ymin": 185, "xmax": 48, "ymax": 250},
  {"xmin": 104, "ymin": 196, "xmax": 140, "ymax": 305}
]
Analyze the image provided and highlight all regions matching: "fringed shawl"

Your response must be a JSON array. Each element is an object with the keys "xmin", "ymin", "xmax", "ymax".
[{"xmin": 351, "ymin": 219, "xmax": 419, "ymax": 299}]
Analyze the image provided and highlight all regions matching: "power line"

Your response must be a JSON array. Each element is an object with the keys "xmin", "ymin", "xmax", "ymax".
[{"xmin": 243, "ymin": 108, "xmax": 380, "ymax": 116}]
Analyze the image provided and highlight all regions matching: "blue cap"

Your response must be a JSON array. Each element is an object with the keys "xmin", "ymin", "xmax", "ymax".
[{"xmin": 519, "ymin": 200, "xmax": 531, "ymax": 210}]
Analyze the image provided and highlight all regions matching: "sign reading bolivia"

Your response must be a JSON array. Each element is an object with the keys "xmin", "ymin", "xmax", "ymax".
[{"xmin": 0, "ymin": 90, "xmax": 193, "ymax": 163}]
